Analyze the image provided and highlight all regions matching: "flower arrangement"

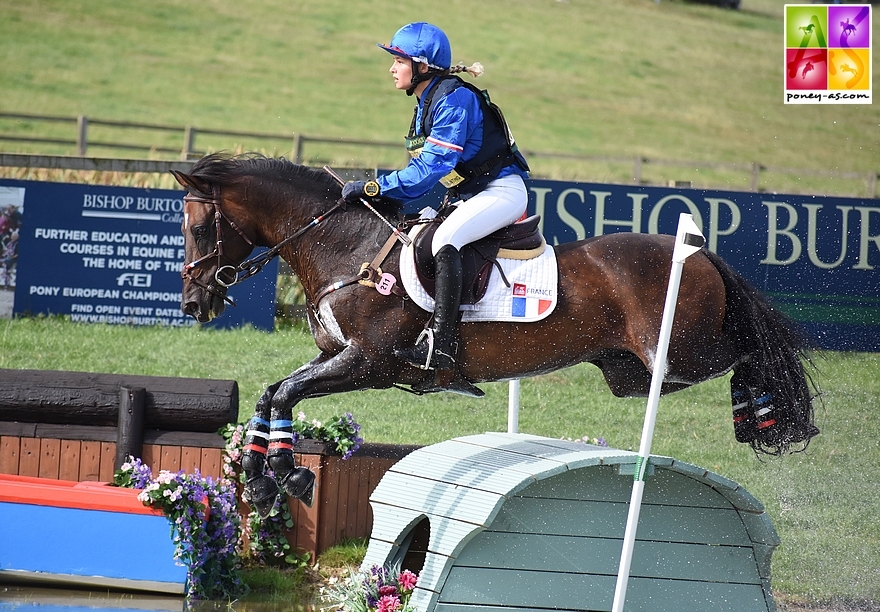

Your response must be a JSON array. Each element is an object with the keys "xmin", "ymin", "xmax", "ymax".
[
  {"xmin": 243, "ymin": 493, "xmax": 306, "ymax": 567},
  {"xmin": 290, "ymin": 411, "xmax": 364, "ymax": 460},
  {"xmin": 113, "ymin": 457, "xmax": 245, "ymax": 600},
  {"xmin": 322, "ymin": 564, "xmax": 420, "ymax": 612}
]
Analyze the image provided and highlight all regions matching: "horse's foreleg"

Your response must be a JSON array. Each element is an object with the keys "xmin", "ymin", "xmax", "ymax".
[
  {"xmin": 241, "ymin": 381, "xmax": 286, "ymax": 518},
  {"xmin": 260, "ymin": 345, "xmax": 370, "ymax": 511},
  {"xmin": 266, "ymin": 390, "xmax": 317, "ymax": 511}
]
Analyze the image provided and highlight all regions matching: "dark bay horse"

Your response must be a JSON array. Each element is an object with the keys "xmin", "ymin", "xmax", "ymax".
[{"xmin": 172, "ymin": 153, "xmax": 819, "ymax": 516}]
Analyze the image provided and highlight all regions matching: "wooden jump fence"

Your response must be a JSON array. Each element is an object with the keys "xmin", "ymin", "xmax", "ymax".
[{"xmin": 0, "ymin": 368, "xmax": 417, "ymax": 560}]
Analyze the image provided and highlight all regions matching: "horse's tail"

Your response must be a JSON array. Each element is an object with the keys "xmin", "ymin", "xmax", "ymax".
[{"xmin": 703, "ymin": 249, "xmax": 821, "ymax": 455}]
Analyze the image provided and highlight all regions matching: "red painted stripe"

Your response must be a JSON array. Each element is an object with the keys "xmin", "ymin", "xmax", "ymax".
[
  {"xmin": 733, "ymin": 415, "xmax": 746, "ymax": 423},
  {"xmin": 244, "ymin": 443, "xmax": 268, "ymax": 454},
  {"xmin": 757, "ymin": 419, "xmax": 777, "ymax": 429},
  {"xmin": 269, "ymin": 441, "xmax": 294, "ymax": 451},
  {"xmin": 0, "ymin": 475, "xmax": 163, "ymax": 516}
]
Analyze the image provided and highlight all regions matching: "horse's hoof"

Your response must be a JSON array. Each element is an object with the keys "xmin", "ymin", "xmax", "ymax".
[
  {"xmin": 279, "ymin": 466, "xmax": 316, "ymax": 508},
  {"xmin": 244, "ymin": 475, "xmax": 280, "ymax": 519}
]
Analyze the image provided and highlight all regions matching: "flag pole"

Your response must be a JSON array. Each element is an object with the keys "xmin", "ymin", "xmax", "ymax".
[{"xmin": 611, "ymin": 213, "xmax": 705, "ymax": 612}]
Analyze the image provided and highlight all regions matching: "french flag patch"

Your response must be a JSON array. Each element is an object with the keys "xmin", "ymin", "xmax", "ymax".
[{"xmin": 511, "ymin": 283, "xmax": 553, "ymax": 318}]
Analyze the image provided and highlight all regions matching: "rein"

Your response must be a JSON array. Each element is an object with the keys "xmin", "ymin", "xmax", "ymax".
[
  {"xmin": 181, "ymin": 175, "xmax": 407, "ymax": 313},
  {"xmin": 181, "ymin": 184, "xmax": 345, "ymax": 306}
]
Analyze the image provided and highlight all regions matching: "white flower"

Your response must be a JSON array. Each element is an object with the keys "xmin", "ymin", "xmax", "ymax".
[{"xmin": 157, "ymin": 470, "xmax": 175, "ymax": 484}]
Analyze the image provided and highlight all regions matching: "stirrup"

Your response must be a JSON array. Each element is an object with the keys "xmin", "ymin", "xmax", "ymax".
[{"xmin": 396, "ymin": 328, "xmax": 436, "ymax": 370}]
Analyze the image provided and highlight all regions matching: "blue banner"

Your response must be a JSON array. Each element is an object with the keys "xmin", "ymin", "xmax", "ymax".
[
  {"xmin": 1, "ymin": 179, "xmax": 276, "ymax": 331},
  {"xmin": 398, "ymin": 177, "xmax": 880, "ymax": 352}
]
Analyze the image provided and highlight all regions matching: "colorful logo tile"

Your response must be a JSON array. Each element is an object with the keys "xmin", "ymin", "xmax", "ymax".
[{"xmin": 784, "ymin": 4, "xmax": 872, "ymax": 104}]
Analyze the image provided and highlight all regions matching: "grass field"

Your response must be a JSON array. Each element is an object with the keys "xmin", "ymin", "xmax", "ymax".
[
  {"xmin": 1, "ymin": 0, "xmax": 878, "ymax": 195},
  {"xmin": 1, "ymin": 316, "xmax": 878, "ymax": 607}
]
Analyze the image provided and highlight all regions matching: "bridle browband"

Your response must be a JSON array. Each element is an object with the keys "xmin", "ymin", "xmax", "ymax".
[{"xmin": 181, "ymin": 183, "xmax": 345, "ymax": 307}]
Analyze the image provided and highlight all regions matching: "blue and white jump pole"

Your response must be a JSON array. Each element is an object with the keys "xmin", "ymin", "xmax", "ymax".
[{"xmin": 612, "ymin": 213, "xmax": 706, "ymax": 611}]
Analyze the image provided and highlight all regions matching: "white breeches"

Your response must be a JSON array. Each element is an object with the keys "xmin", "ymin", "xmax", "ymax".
[{"xmin": 431, "ymin": 174, "xmax": 528, "ymax": 255}]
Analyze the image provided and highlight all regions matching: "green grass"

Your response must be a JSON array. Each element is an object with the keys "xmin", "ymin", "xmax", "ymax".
[
  {"xmin": 1, "ymin": 0, "xmax": 878, "ymax": 195},
  {"xmin": 316, "ymin": 538, "xmax": 369, "ymax": 570},
  {"xmin": 1, "ymin": 316, "xmax": 879, "ymax": 606}
]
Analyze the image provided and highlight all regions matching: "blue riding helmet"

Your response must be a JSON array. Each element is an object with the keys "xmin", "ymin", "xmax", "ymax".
[{"xmin": 378, "ymin": 22, "xmax": 451, "ymax": 71}]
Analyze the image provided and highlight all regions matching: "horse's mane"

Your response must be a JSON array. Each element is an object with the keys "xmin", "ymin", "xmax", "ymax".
[
  {"xmin": 189, "ymin": 152, "xmax": 339, "ymax": 194},
  {"xmin": 187, "ymin": 152, "xmax": 402, "ymax": 215}
]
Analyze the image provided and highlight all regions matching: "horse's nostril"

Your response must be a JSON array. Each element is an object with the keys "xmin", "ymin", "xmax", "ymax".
[{"xmin": 182, "ymin": 302, "xmax": 199, "ymax": 317}]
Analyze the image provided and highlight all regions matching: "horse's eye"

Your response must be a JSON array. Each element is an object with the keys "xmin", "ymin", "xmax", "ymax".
[{"xmin": 191, "ymin": 225, "xmax": 209, "ymax": 240}]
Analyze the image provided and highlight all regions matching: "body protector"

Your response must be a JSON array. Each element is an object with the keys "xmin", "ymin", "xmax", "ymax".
[{"xmin": 406, "ymin": 75, "xmax": 530, "ymax": 199}]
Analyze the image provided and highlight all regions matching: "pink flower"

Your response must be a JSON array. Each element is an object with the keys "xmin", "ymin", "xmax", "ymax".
[
  {"xmin": 377, "ymin": 595, "xmax": 401, "ymax": 612},
  {"xmin": 398, "ymin": 570, "xmax": 418, "ymax": 592}
]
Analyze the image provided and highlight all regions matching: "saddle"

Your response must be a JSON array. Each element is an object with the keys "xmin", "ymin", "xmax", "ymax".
[{"xmin": 412, "ymin": 215, "xmax": 545, "ymax": 304}]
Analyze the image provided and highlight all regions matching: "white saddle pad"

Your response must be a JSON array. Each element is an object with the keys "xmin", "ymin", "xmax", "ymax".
[{"xmin": 399, "ymin": 209, "xmax": 559, "ymax": 323}]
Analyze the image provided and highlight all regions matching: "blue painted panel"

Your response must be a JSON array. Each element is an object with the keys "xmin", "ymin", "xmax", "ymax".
[
  {"xmin": 1, "ymin": 179, "xmax": 275, "ymax": 330},
  {"xmin": 0, "ymin": 502, "xmax": 185, "ymax": 585}
]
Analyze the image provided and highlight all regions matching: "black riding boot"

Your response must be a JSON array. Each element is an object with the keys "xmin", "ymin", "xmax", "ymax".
[{"xmin": 396, "ymin": 244, "xmax": 463, "ymax": 371}]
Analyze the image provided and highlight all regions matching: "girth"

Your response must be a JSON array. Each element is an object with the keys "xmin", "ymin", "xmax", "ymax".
[{"xmin": 412, "ymin": 215, "xmax": 545, "ymax": 305}]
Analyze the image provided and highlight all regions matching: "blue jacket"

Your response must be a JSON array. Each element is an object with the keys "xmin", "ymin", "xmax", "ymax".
[{"xmin": 376, "ymin": 76, "xmax": 528, "ymax": 203}]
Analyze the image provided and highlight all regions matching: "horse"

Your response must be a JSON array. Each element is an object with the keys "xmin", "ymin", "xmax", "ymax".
[{"xmin": 172, "ymin": 153, "xmax": 819, "ymax": 517}]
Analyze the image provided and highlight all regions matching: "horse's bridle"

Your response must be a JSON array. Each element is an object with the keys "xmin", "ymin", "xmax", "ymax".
[{"xmin": 181, "ymin": 183, "xmax": 345, "ymax": 307}]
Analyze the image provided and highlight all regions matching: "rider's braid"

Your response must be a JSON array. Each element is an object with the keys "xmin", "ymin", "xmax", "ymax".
[{"xmin": 447, "ymin": 61, "xmax": 484, "ymax": 78}]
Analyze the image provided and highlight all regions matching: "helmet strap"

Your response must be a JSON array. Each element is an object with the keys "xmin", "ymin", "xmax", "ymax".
[{"xmin": 407, "ymin": 61, "xmax": 443, "ymax": 97}]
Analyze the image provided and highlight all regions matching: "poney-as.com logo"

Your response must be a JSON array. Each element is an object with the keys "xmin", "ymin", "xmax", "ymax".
[{"xmin": 784, "ymin": 4, "xmax": 872, "ymax": 104}]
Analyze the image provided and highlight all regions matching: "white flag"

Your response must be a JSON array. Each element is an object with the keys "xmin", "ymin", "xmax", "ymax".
[{"xmin": 672, "ymin": 213, "xmax": 705, "ymax": 263}]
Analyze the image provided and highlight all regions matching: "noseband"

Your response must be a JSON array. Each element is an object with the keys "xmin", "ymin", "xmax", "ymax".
[{"xmin": 181, "ymin": 183, "xmax": 345, "ymax": 306}]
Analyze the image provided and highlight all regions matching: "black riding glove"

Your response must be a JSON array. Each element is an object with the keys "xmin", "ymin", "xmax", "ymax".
[{"xmin": 342, "ymin": 180, "xmax": 380, "ymax": 202}]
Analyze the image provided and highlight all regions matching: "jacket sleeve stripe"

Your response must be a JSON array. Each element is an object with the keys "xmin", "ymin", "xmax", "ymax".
[{"xmin": 426, "ymin": 136, "xmax": 464, "ymax": 152}]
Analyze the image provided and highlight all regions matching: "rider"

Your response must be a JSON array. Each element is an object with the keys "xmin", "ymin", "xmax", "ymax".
[{"xmin": 342, "ymin": 22, "xmax": 530, "ymax": 384}]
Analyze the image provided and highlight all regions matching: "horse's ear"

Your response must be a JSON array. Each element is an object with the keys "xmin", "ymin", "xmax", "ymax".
[{"xmin": 171, "ymin": 170, "xmax": 211, "ymax": 196}]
